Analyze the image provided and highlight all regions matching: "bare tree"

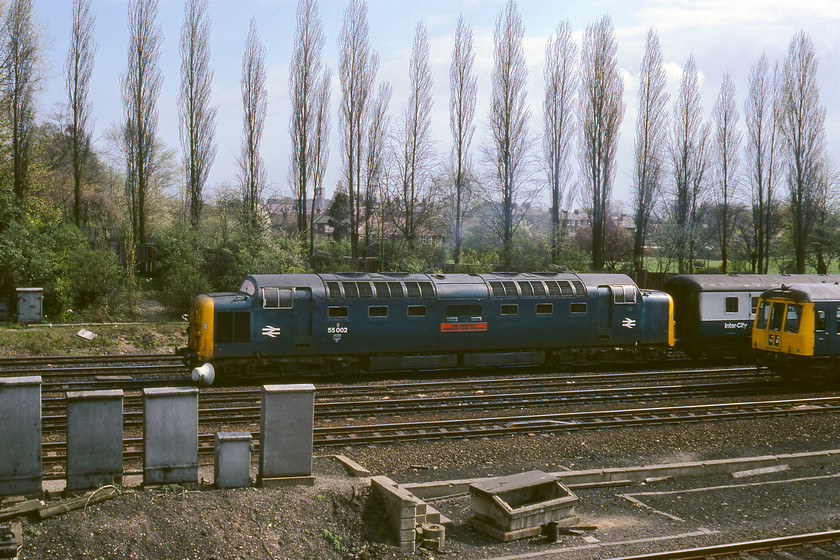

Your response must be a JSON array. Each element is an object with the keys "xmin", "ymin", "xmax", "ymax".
[
  {"xmin": 393, "ymin": 21, "xmax": 435, "ymax": 249},
  {"xmin": 578, "ymin": 15, "xmax": 624, "ymax": 271},
  {"xmin": 289, "ymin": 0, "xmax": 325, "ymax": 251},
  {"xmin": 744, "ymin": 54, "xmax": 782, "ymax": 273},
  {"xmin": 309, "ymin": 67, "xmax": 331, "ymax": 258},
  {"xmin": 543, "ymin": 20, "xmax": 577, "ymax": 264},
  {"xmin": 65, "ymin": 0, "xmax": 96, "ymax": 226},
  {"xmin": 364, "ymin": 82, "xmax": 390, "ymax": 255},
  {"xmin": 712, "ymin": 72, "xmax": 741, "ymax": 273},
  {"xmin": 779, "ymin": 30, "xmax": 826, "ymax": 273},
  {"xmin": 3, "ymin": 0, "xmax": 39, "ymax": 202},
  {"xmin": 121, "ymin": 0, "xmax": 162, "ymax": 245},
  {"xmin": 338, "ymin": 0, "xmax": 378, "ymax": 260},
  {"xmin": 238, "ymin": 17, "xmax": 267, "ymax": 231},
  {"xmin": 449, "ymin": 15, "xmax": 476, "ymax": 265},
  {"xmin": 668, "ymin": 55, "xmax": 711, "ymax": 273},
  {"xmin": 485, "ymin": 0, "xmax": 533, "ymax": 270},
  {"xmin": 178, "ymin": 0, "xmax": 217, "ymax": 229},
  {"xmin": 632, "ymin": 29, "xmax": 667, "ymax": 275}
]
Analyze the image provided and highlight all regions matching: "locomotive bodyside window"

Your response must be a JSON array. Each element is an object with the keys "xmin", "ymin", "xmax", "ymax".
[
  {"xmin": 570, "ymin": 302, "xmax": 587, "ymax": 314},
  {"xmin": 446, "ymin": 304, "xmax": 482, "ymax": 317},
  {"xmin": 784, "ymin": 304, "xmax": 802, "ymax": 333},
  {"xmin": 368, "ymin": 306, "xmax": 388, "ymax": 318},
  {"xmin": 328, "ymin": 306, "xmax": 349, "ymax": 318},
  {"xmin": 500, "ymin": 304, "xmax": 518, "ymax": 316},
  {"xmin": 407, "ymin": 305, "xmax": 426, "ymax": 317},
  {"xmin": 755, "ymin": 301, "xmax": 769, "ymax": 329},
  {"xmin": 536, "ymin": 303, "xmax": 553, "ymax": 314},
  {"xmin": 768, "ymin": 302, "xmax": 786, "ymax": 331},
  {"xmin": 816, "ymin": 309, "xmax": 826, "ymax": 331},
  {"xmin": 725, "ymin": 297, "xmax": 739, "ymax": 313}
]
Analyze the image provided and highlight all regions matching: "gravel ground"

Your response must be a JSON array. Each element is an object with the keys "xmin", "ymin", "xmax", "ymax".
[{"xmin": 9, "ymin": 411, "xmax": 840, "ymax": 560}]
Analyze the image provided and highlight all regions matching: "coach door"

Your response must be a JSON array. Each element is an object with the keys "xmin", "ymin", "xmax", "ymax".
[{"xmin": 294, "ymin": 288, "xmax": 312, "ymax": 348}]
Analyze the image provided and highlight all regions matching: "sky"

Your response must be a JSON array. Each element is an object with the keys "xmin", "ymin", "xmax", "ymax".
[{"xmin": 33, "ymin": 0, "xmax": 840, "ymax": 209}]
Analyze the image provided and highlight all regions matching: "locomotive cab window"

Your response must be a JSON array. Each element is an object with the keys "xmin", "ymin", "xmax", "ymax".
[
  {"xmin": 262, "ymin": 287, "xmax": 293, "ymax": 309},
  {"xmin": 328, "ymin": 306, "xmax": 349, "ymax": 318},
  {"xmin": 612, "ymin": 285, "xmax": 636, "ymax": 304},
  {"xmin": 725, "ymin": 297, "xmax": 739, "ymax": 313},
  {"xmin": 408, "ymin": 305, "xmax": 427, "ymax": 317},
  {"xmin": 783, "ymin": 304, "xmax": 802, "ymax": 333},
  {"xmin": 216, "ymin": 311, "xmax": 250, "ymax": 344},
  {"xmin": 768, "ymin": 302, "xmax": 786, "ymax": 331}
]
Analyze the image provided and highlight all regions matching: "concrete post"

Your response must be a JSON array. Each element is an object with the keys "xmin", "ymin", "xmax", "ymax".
[
  {"xmin": 143, "ymin": 387, "xmax": 198, "ymax": 485},
  {"xmin": 0, "ymin": 376, "xmax": 42, "ymax": 496},
  {"xmin": 214, "ymin": 432, "xmax": 252, "ymax": 488},
  {"xmin": 66, "ymin": 390, "xmax": 124, "ymax": 491},
  {"xmin": 258, "ymin": 384, "xmax": 315, "ymax": 486}
]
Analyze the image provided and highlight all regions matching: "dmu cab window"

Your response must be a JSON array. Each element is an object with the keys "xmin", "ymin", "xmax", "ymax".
[
  {"xmin": 768, "ymin": 302, "xmax": 786, "ymax": 331},
  {"xmin": 784, "ymin": 304, "xmax": 802, "ymax": 333}
]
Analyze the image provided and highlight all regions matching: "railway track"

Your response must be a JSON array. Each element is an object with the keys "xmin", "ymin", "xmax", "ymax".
[
  {"xmin": 605, "ymin": 529, "xmax": 840, "ymax": 560},
  {"xmin": 37, "ymin": 396, "xmax": 840, "ymax": 474}
]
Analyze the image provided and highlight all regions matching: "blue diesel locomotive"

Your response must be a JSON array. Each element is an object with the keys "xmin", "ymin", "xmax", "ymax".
[{"xmin": 184, "ymin": 272, "xmax": 675, "ymax": 384}]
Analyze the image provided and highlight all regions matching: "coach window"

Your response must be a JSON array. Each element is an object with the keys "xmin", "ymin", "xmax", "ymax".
[
  {"xmin": 570, "ymin": 302, "xmax": 587, "ymax": 314},
  {"xmin": 836, "ymin": 308, "xmax": 840, "ymax": 335},
  {"xmin": 784, "ymin": 304, "xmax": 802, "ymax": 333},
  {"xmin": 755, "ymin": 301, "xmax": 769, "ymax": 329},
  {"xmin": 500, "ymin": 304, "xmax": 518, "ymax": 316},
  {"xmin": 328, "ymin": 306, "xmax": 349, "ymax": 318},
  {"xmin": 816, "ymin": 310, "xmax": 826, "ymax": 331},
  {"xmin": 751, "ymin": 297, "xmax": 759, "ymax": 315},
  {"xmin": 368, "ymin": 306, "xmax": 388, "ymax": 318},
  {"xmin": 263, "ymin": 287, "xmax": 293, "ymax": 309},
  {"xmin": 725, "ymin": 297, "xmax": 739, "ymax": 313},
  {"xmin": 768, "ymin": 302, "xmax": 785, "ymax": 331},
  {"xmin": 408, "ymin": 305, "xmax": 427, "ymax": 317},
  {"xmin": 536, "ymin": 303, "xmax": 553, "ymax": 315}
]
